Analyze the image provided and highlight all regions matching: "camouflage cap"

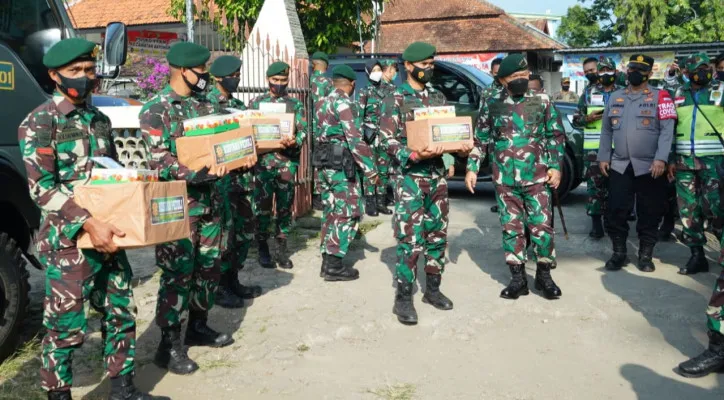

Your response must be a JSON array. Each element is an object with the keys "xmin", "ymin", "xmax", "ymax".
[
  {"xmin": 210, "ymin": 55, "xmax": 242, "ymax": 77},
  {"xmin": 267, "ymin": 61, "xmax": 290, "ymax": 77},
  {"xmin": 311, "ymin": 51, "xmax": 329, "ymax": 63},
  {"xmin": 598, "ymin": 57, "xmax": 617, "ymax": 71},
  {"xmin": 43, "ymin": 38, "xmax": 98, "ymax": 69},
  {"xmin": 332, "ymin": 65, "xmax": 356, "ymax": 81},
  {"xmin": 497, "ymin": 53, "xmax": 528, "ymax": 79},
  {"xmin": 166, "ymin": 42, "xmax": 210, "ymax": 68},
  {"xmin": 402, "ymin": 42, "xmax": 436, "ymax": 63},
  {"xmin": 686, "ymin": 53, "xmax": 710, "ymax": 71}
]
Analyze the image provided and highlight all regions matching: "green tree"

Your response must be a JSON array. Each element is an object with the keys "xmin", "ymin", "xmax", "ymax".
[{"xmin": 557, "ymin": 5, "xmax": 601, "ymax": 47}]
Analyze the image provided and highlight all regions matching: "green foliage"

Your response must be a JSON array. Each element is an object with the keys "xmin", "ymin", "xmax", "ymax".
[
  {"xmin": 168, "ymin": 0, "xmax": 384, "ymax": 54},
  {"xmin": 557, "ymin": 5, "xmax": 601, "ymax": 47}
]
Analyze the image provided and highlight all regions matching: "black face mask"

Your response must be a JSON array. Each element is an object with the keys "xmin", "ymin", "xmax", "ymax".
[
  {"xmin": 183, "ymin": 69, "xmax": 210, "ymax": 93},
  {"xmin": 628, "ymin": 70, "xmax": 648, "ymax": 86},
  {"xmin": 718, "ymin": 71, "xmax": 724, "ymax": 82},
  {"xmin": 57, "ymin": 74, "xmax": 97, "ymax": 100},
  {"xmin": 561, "ymin": 85, "xmax": 570, "ymax": 92},
  {"xmin": 586, "ymin": 73, "xmax": 599, "ymax": 84},
  {"xmin": 599, "ymin": 73, "xmax": 616, "ymax": 87},
  {"xmin": 507, "ymin": 78, "xmax": 529, "ymax": 97},
  {"xmin": 690, "ymin": 70, "xmax": 713, "ymax": 86},
  {"xmin": 270, "ymin": 83, "xmax": 288, "ymax": 96},
  {"xmin": 220, "ymin": 76, "xmax": 240, "ymax": 94},
  {"xmin": 411, "ymin": 66, "xmax": 433, "ymax": 84}
]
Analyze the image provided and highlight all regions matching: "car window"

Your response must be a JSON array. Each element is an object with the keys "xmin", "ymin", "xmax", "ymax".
[{"xmin": 430, "ymin": 66, "xmax": 474, "ymax": 105}]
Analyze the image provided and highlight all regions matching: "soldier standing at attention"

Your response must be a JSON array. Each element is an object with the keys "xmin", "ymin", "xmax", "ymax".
[
  {"xmin": 574, "ymin": 57, "xmax": 624, "ymax": 239},
  {"xmin": 465, "ymin": 54, "xmax": 566, "ymax": 301},
  {"xmin": 667, "ymin": 54, "xmax": 724, "ymax": 275},
  {"xmin": 140, "ymin": 42, "xmax": 234, "ymax": 376},
  {"xmin": 598, "ymin": 54, "xmax": 676, "ymax": 273},
  {"xmin": 310, "ymin": 51, "xmax": 334, "ymax": 211},
  {"xmin": 552, "ymin": 77, "xmax": 579, "ymax": 103},
  {"xmin": 379, "ymin": 42, "xmax": 471, "ymax": 325},
  {"xmin": 19, "ymin": 38, "xmax": 157, "ymax": 400},
  {"xmin": 249, "ymin": 61, "xmax": 308, "ymax": 270},
  {"xmin": 207, "ymin": 55, "xmax": 263, "ymax": 308},
  {"xmin": 315, "ymin": 65, "xmax": 378, "ymax": 280}
]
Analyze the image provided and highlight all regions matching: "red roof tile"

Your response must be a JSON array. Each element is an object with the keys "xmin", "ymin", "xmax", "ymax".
[
  {"xmin": 381, "ymin": 0, "xmax": 503, "ymax": 22},
  {"xmin": 69, "ymin": 0, "xmax": 180, "ymax": 29}
]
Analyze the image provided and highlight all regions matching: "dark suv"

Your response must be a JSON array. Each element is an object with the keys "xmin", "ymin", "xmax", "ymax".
[{"xmin": 327, "ymin": 54, "xmax": 584, "ymax": 199}]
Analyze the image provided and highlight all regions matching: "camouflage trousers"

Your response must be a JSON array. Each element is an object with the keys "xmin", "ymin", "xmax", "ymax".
[
  {"xmin": 676, "ymin": 159, "xmax": 722, "ymax": 248},
  {"xmin": 584, "ymin": 150, "xmax": 609, "ymax": 216},
  {"xmin": 393, "ymin": 175, "xmax": 449, "ymax": 283},
  {"xmin": 40, "ymin": 248, "xmax": 136, "ymax": 391},
  {"xmin": 360, "ymin": 140, "xmax": 391, "ymax": 198},
  {"xmin": 705, "ymin": 234, "xmax": 724, "ymax": 333},
  {"xmin": 155, "ymin": 186, "xmax": 222, "ymax": 328},
  {"xmin": 218, "ymin": 173, "xmax": 256, "ymax": 274},
  {"xmin": 255, "ymin": 163, "xmax": 297, "ymax": 240},
  {"xmin": 320, "ymin": 169, "xmax": 363, "ymax": 257},
  {"xmin": 496, "ymin": 183, "xmax": 556, "ymax": 265}
]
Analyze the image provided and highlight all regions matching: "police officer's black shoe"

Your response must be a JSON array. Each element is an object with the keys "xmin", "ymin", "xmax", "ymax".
[
  {"xmin": 421, "ymin": 274, "xmax": 453, "ymax": 310},
  {"xmin": 47, "ymin": 390, "xmax": 72, "ymax": 400},
  {"xmin": 184, "ymin": 311, "xmax": 234, "ymax": 348},
  {"xmin": 605, "ymin": 237, "xmax": 629, "ymax": 271},
  {"xmin": 365, "ymin": 195, "xmax": 379, "ymax": 217},
  {"xmin": 393, "ymin": 280, "xmax": 418, "ymax": 325},
  {"xmin": 276, "ymin": 238, "xmax": 293, "ymax": 269},
  {"xmin": 589, "ymin": 215, "xmax": 605, "ymax": 239},
  {"xmin": 637, "ymin": 242, "xmax": 656, "ymax": 273},
  {"xmin": 215, "ymin": 284, "xmax": 246, "ymax": 309},
  {"xmin": 534, "ymin": 263, "xmax": 562, "ymax": 299},
  {"xmin": 155, "ymin": 327, "xmax": 199, "ymax": 375},
  {"xmin": 109, "ymin": 374, "xmax": 169, "ymax": 400},
  {"xmin": 312, "ymin": 194, "xmax": 323, "ymax": 211},
  {"xmin": 323, "ymin": 254, "xmax": 359, "ymax": 282},
  {"xmin": 500, "ymin": 264, "xmax": 529, "ymax": 299},
  {"xmin": 258, "ymin": 239, "xmax": 274, "ymax": 268},
  {"xmin": 677, "ymin": 331, "xmax": 724, "ymax": 378},
  {"xmin": 679, "ymin": 246, "xmax": 709, "ymax": 275},
  {"xmin": 376, "ymin": 194, "xmax": 393, "ymax": 215}
]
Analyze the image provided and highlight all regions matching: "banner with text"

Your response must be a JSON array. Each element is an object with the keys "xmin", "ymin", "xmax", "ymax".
[
  {"xmin": 562, "ymin": 52, "xmax": 675, "ymax": 81},
  {"xmin": 436, "ymin": 53, "xmax": 506, "ymax": 73}
]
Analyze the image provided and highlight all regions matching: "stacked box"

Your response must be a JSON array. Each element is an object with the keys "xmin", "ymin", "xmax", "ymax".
[{"xmin": 176, "ymin": 114, "xmax": 258, "ymax": 171}]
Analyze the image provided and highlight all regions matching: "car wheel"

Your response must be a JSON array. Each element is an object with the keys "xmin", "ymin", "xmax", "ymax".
[{"xmin": 0, "ymin": 233, "xmax": 30, "ymax": 363}]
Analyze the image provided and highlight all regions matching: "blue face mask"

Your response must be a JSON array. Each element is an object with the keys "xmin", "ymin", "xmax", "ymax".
[
  {"xmin": 392, "ymin": 72, "xmax": 398, "ymax": 81},
  {"xmin": 682, "ymin": 74, "xmax": 690, "ymax": 84}
]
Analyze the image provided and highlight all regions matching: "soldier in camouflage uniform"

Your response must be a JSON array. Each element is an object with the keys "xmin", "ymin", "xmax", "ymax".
[
  {"xmin": 379, "ymin": 42, "xmax": 471, "ymax": 325},
  {"xmin": 465, "ymin": 54, "xmax": 566, "ymax": 301},
  {"xmin": 249, "ymin": 61, "xmax": 308, "ymax": 270},
  {"xmin": 315, "ymin": 65, "xmax": 378, "ymax": 281},
  {"xmin": 19, "ymin": 38, "xmax": 156, "ymax": 400},
  {"xmin": 574, "ymin": 57, "xmax": 624, "ymax": 238},
  {"xmin": 310, "ymin": 51, "xmax": 334, "ymax": 211},
  {"xmin": 207, "ymin": 55, "xmax": 263, "ymax": 308},
  {"xmin": 140, "ymin": 42, "xmax": 235, "ymax": 376}
]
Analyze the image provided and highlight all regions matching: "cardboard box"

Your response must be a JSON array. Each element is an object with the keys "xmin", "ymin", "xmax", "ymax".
[
  {"xmin": 236, "ymin": 117, "xmax": 287, "ymax": 154},
  {"xmin": 259, "ymin": 113, "xmax": 296, "ymax": 137},
  {"xmin": 90, "ymin": 168, "xmax": 158, "ymax": 184},
  {"xmin": 405, "ymin": 116, "xmax": 474, "ymax": 153},
  {"xmin": 75, "ymin": 181, "xmax": 191, "ymax": 249},
  {"xmin": 176, "ymin": 126, "xmax": 258, "ymax": 172}
]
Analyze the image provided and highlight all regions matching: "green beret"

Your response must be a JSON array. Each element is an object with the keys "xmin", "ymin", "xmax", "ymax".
[
  {"xmin": 598, "ymin": 57, "xmax": 617, "ymax": 71},
  {"xmin": 311, "ymin": 51, "xmax": 329, "ymax": 63},
  {"xmin": 332, "ymin": 65, "xmax": 356, "ymax": 81},
  {"xmin": 43, "ymin": 38, "xmax": 97, "ymax": 69},
  {"xmin": 166, "ymin": 42, "xmax": 210, "ymax": 68},
  {"xmin": 402, "ymin": 42, "xmax": 436, "ymax": 63},
  {"xmin": 686, "ymin": 53, "xmax": 710, "ymax": 71},
  {"xmin": 497, "ymin": 54, "xmax": 528, "ymax": 79},
  {"xmin": 210, "ymin": 55, "xmax": 242, "ymax": 77},
  {"xmin": 267, "ymin": 61, "xmax": 290, "ymax": 77}
]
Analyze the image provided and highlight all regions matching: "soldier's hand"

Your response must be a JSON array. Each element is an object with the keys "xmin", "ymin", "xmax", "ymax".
[
  {"xmin": 668, "ymin": 62, "xmax": 680, "ymax": 77},
  {"xmin": 650, "ymin": 160, "xmax": 666, "ymax": 179},
  {"xmin": 456, "ymin": 143, "xmax": 473, "ymax": 157},
  {"xmin": 599, "ymin": 161, "xmax": 610, "ymax": 177},
  {"xmin": 284, "ymin": 136, "xmax": 297, "ymax": 148},
  {"xmin": 547, "ymin": 169, "xmax": 562, "ymax": 189},
  {"xmin": 465, "ymin": 170, "xmax": 477, "ymax": 194},
  {"xmin": 83, "ymin": 218, "xmax": 125, "ymax": 253},
  {"xmin": 667, "ymin": 164, "xmax": 676, "ymax": 182},
  {"xmin": 447, "ymin": 165, "xmax": 455, "ymax": 178},
  {"xmin": 417, "ymin": 145, "xmax": 444, "ymax": 160},
  {"xmin": 210, "ymin": 164, "xmax": 229, "ymax": 177}
]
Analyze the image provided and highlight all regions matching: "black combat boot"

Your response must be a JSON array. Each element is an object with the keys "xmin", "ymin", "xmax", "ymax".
[
  {"xmin": 500, "ymin": 264, "xmax": 529, "ymax": 299},
  {"xmin": 677, "ymin": 331, "xmax": 724, "ymax": 378},
  {"xmin": 589, "ymin": 215, "xmax": 605, "ymax": 239},
  {"xmin": 154, "ymin": 327, "xmax": 199, "ymax": 375},
  {"xmin": 679, "ymin": 246, "xmax": 709, "ymax": 275},
  {"xmin": 393, "ymin": 280, "xmax": 418, "ymax": 325},
  {"xmin": 385, "ymin": 186, "xmax": 395, "ymax": 206},
  {"xmin": 215, "ymin": 281, "xmax": 246, "ymax": 309},
  {"xmin": 184, "ymin": 311, "xmax": 234, "ymax": 348},
  {"xmin": 637, "ymin": 242, "xmax": 656, "ymax": 272},
  {"xmin": 275, "ymin": 238, "xmax": 294, "ymax": 269},
  {"xmin": 376, "ymin": 194, "xmax": 393, "ymax": 215},
  {"xmin": 422, "ymin": 274, "xmax": 453, "ymax": 310},
  {"xmin": 258, "ymin": 239, "xmax": 274, "ymax": 269},
  {"xmin": 227, "ymin": 267, "xmax": 263, "ymax": 299},
  {"xmin": 490, "ymin": 205, "xmax": 499, "ymax": 213},
  {"xmin": 47, "ymin": 391, "xmax": 72, "ymax": 400},
  {"xmin": 312, "ymin": 194, "xmax": 323, "ymax": 211},
  {"xmin": 323, "ymin": 254, "xmax": 359, "ymax": 282},
  {"xmin": 109, "ymin": 374, "xmax": 168, "ymax": 400},
  {"xmin": 365, "ymin": 195, "xmax": 379, "ymax": 217},
  {"xmin": 320, "ymin": 254, "xmax": 329, "ymax": 277},
  {"xmin": 534, "ymin": 262, "xmax": 562, "ymax": 299},
  {"xmin": 605, "ymin": 236, "xmax": 629, "ymax": 271}
]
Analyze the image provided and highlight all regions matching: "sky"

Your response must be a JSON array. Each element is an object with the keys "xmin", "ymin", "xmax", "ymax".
[{"xmin": 487, "ymin": 0, "xmax": 580, "ymax": 16}]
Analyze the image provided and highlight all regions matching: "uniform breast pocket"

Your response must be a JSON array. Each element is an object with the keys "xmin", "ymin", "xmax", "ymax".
[
  {"xmin": 636, "ymin": 111, "xmax": 656, "ymax": 131},
  {"xmin": 91, "ymin": 119, "xmax": 113, "ymax": 156},
  {"xmin": 607, "ymin": 109, "xmax": 622, "ymax": 130},
  {"xmin": 56, "ymin": 137, "xmax": 89, "ymax": 180}
]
